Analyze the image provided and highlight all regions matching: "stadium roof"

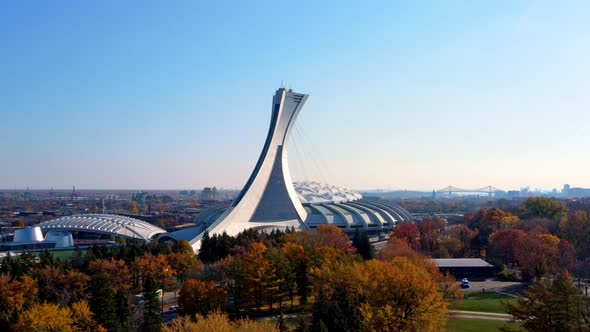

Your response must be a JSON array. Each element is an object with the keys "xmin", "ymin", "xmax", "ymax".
[{"xmin": 39, "ymin": 214, "xmax": 166, "ymax": 242}]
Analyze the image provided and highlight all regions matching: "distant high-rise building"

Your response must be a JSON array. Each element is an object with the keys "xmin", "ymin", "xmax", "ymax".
[{"xmin": 563, "ymin": 184, "xmax": 571, "ymax": 197}]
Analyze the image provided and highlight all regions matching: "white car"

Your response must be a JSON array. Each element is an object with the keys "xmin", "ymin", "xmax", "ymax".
[{"xmin": 461, "ymin": 278, "xmax": 470, "ymax": 288}]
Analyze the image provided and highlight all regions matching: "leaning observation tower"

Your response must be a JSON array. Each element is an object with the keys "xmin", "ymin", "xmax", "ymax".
[
  {"xmin": 192, "ymin": 88, "xmax": 310, "ymax": 246},
  {"xmin": 167, "ymin": 88, "xmax": 414, "ymax": 251}
]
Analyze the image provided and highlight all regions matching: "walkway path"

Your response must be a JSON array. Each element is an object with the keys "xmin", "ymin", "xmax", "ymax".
[{"xmin": 449, "ymin": 310, "xmax": 512, "ymax": 322}]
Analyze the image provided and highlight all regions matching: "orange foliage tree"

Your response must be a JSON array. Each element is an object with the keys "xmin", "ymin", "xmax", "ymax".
[
  {"xmin": 131, "ymin": 254, "xmax": 175, "ymax": 291},
  {"xmin": 87, "ymin": 258, "xmax": 132, "ymax": 291},
  {"xmin": 178, "ymin": 279, "xmax": 227, "ymax": 317},
  {"xmin": 391, "ymin": 223, "xmax": 420, "ymax": 250},
  {"xmin": 0, "ymin": 274, "xmax": 38, "ymax": 329},
  {"xmin": 515, "ymin": 233, "xmax": 560, "ymax": 279},
  {"xmin": 242, "ymin": 242, "xmax": 275, "ymax": 311},
  {"xmin": 295, "ymin": 225, "xmax": 357, "ymax": 256}
]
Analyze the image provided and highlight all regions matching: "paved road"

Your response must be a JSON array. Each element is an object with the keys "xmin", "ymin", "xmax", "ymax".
[
  {"xmin": 256, "ymin": 313, "xmax": 311, "ymax": 322},
  {"xmin": 255, "ymin": 311, "xmax": 512, "ymax": 323},
  {"xmin": 464, "ymin": 280, "xmax": 524, "ymax": 294}
]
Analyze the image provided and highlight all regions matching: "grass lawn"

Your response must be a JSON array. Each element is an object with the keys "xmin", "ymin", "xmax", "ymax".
[
  {"xmin": 447, "ymin": 319, "xmax": 523, "ymax": 332},
  {"xmin": 449, "ymin": 292, "xmax": 517, "ymax": 314}
]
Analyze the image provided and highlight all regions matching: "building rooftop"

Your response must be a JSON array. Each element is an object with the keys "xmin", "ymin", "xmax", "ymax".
[
  {"xmin": 432, "ymin": 258, "xmax": 494, "ymax": 268},
  {"xmin": 39, "ymin": 214, "xmax": 166, "ymax": 242}
]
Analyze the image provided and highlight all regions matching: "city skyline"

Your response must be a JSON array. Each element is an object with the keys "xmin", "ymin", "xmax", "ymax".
[{"xmin": 2, "ymin": 1, "xmax": 590, "ymax": 191}]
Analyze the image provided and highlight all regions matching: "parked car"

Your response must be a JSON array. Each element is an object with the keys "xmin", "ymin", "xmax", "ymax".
[
  {"xmin": 461, "ymin": 278, "xmax": 470, "ymax": 289},
  {"xmin": 169, "ymin": 305, "xmax": 178, "ymax": 313}
]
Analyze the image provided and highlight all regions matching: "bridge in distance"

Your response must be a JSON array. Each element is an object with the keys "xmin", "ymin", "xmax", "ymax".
[{"xmin": 436, "ymin": 186, "xmax": 504, "ymax": 197}]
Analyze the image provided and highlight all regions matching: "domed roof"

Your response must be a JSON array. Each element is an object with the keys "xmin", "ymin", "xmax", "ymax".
[
  {"xmin": 294, "ymin": 181, "xmax": 362, "ymax": 204},
  {"xmin": 40, "ymin": 214, "xmax": 166, "ymax": 241}
]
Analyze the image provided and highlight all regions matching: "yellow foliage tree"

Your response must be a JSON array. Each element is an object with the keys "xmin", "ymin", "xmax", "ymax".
[
  {"xmin": 162, "ymin": 310, "xmax": 277, "ymax": 332},
  {"xmin": 13, "ymin": 303, "xmax": 75, "ymax": 332},
  {"xmin": 0, "ymin": 274, "xmax": 38, "ymax": 328},
  {"xmin": 242, "ymin": 242, "xmax": 274, "ymax": 311},
  {"xmin": 313, "ymin": 258, "xmax": 448, "ymax": 331}
]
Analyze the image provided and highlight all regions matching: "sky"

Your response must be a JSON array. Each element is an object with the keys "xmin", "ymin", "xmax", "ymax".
[{"xmin": 1, "ymin": 1, "xmax": 589, "ymax": 191}]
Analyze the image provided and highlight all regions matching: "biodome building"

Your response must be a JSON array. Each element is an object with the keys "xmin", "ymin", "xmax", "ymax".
[{"xmin": 167, "ymin": 88, "xmax": 413, "ymax": 251}]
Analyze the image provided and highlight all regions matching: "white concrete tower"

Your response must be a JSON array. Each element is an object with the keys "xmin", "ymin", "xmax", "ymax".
[{"xmin": 192, "ymin": 88, "xmax": 309, "ymax": 249}]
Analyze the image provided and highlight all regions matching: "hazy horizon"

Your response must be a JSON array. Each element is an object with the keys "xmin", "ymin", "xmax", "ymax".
[{"xmin": 2, "ymin": 1, "xmax": 589, "ymax": 191}]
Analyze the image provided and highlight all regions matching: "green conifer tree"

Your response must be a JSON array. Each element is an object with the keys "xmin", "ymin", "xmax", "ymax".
[
  {"xmin": 89, "ymin": 272, "xmax": 118, "ymax": 331},
  {"xmin": 142, "ymin": 278, "xmax": 162, "ymax": 332},
  {"xmin": 114, "ymin": 288, "xmax": 130, "ymax": 332}
]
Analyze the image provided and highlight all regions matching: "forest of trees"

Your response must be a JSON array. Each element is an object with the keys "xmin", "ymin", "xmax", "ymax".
[
  {"xmin": 0, "ymin": 224, "xmax": 461, "ymax": 331},
  {"xmin": 2, "ymin": 196, "xmax": 590, "ymax": 331}
]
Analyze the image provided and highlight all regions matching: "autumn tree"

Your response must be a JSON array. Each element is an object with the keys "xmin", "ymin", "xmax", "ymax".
[
  {"xmin": 515, "ymin": 233, "xmax": 560, "ymax": 280},
  {"xmin": 13, "ymin": 303, "xmax": 75, "ymax": 332},
  {"xmin": 162, "ymin": 310, "xmax": 278, "ymax": 332},
  {"xmin": 391, "ymin": 223, "xmax": 420, "ymax": 250},
  {"xmin": 379, "ymin": 237, "xmax": 462, "ymax": 301},
  {"xmin": 520, "ymin": 197, "xmax": 567, "ymax": 221},
  {"xmin": 295, "ymin": 225, "xmax": 356, "ymax": 256},
  {"xmin": 34, "ymin": 266, "xmax": 90, "ymax": 306},
  {"xmin": 70, "ymin": 300, "xmax": 104, "ymax": 332},
  {"xmin": 417, "ymin": 217, "xmax": 446, "ymax": 253},
  {"xmin": 266, "ymin": 247, "xmax": 297, "ymax": 310},
  {"xmin": 497, "ymin": 215, "xmax": 522, "ymax": 229},
  {"xmin": 166, "ymin": 251, "xmax": 200, "ymax": 282},
  {"xmin": 312, "ymin": 258, "xmax": 447, "ymax": 332},
  {"xmin": 465, "ymin": 208, "xmax": 512, "ymax": 247},
  {"xmin": 178, "ymin": 279, "xmax": 227, "ymax": 317},
  {"xmin": 279, "ymin": 242, "xmax": 310, "ymax": 306},
  {"xmin": 558, "ymin": 239, "xmax": 577, "ymax": 272},
  {"xmin": 506, "ymin": 273, "xmax": 589, "ymax": 331},
  {"xmin": 129, "ymin": 200, "xmax": 140, "ymax": 214},
  {"xmin": 436, "ymin": 237, "xmax": 462, "ymax": 258},
  {"xmin": 0, "ymin": 274, "xmax": 38, "ymax": 330},
  {"xmin": 87, "ymin": 258, "xmax": 132, "ymax": 291},
  {"xmin": 218, "ymin": 255, "xmax": 245, "ymax": 315},
  {"xmin": 453, "ymin": 224, "xmax": 477, "ymax": 256},
  {"xmin": 561, "ymin": 210, "xmax": 590, "ymax": 258},
  {"xmin": 489, "ymin": 229, "xmax": 527, "ymax": 266},
  {"xmin": 242, "ymin": 242, "xmax": 274, "ymax": 311},
  {"xmin": 131, "ymin": 254, "xmax": 175, "ymax": 291}
]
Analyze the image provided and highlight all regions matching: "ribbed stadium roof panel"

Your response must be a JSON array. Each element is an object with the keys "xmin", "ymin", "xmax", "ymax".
[
  {"xmin": 39, "ymin": 214, "xmax": 166, "ymax": 242},
  {"xmin": 184, "ymin": 194, "xmax": 413, "ymax": 244}
]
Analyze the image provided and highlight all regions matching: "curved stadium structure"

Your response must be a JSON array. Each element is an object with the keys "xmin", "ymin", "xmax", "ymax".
[
  {"xmin": 40, "ymin": 214, "xmax": 166, "ymax": 242},
  {"xmin": 188, "ymin": 184, "xmax": 412, "ymax": 236}
]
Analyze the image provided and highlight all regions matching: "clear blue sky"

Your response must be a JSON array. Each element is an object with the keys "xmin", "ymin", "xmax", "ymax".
[{"xmin": 2, "ymin": 1, "xmax": 589, "ymax": 191}]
